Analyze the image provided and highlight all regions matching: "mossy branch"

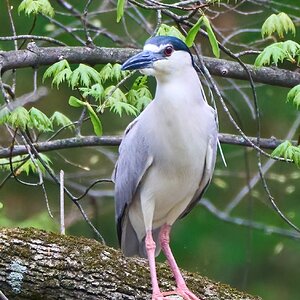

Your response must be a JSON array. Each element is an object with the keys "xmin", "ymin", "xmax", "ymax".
[{"xmin": 0, "ymin": 227, "xmax": 261, "ymax": 300}]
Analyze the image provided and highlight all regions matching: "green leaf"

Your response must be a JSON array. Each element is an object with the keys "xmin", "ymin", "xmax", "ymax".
[
  {"xmin": 18, "ymin": 153, "xmax": 53, "ymax": 175},
  {"xmin": 110, "ymin": 102, "xmax": 138, "ymax": 117},
  {"xmin": 85, "ymin": 102, "xmax": 103, "ymax": 136},
  {"xmin": 185, "ymin": 17, "xmax": 203, "ymax": 47},
  {"xmin": 271, "ymin": 140, "xmax": 292, "ymax": 157},
  {"xmin": 80, "ymin": 83, "xmax": 104, "ymax": 102},
  {"xmin": 18, "ymin": 0, "xmax": 54, "ymax": 18},
  {"xmin": 271, "ymin": 141, "xmax": 300, "ymax": 168},
  {"xmin": 202, "ymin": 16, "xmax": 220, "ymax": 58},
  {"xmin": 185, "ymin": 16, "xmax": 220, "ymax": 57},
  {"xmin": 261, "ymin": 12, "xmax": 296, "ymax": 38},
  {"xmin": 281, "ymin": 40, "xmax": 300, "ymax": 59},
  {"xmin": 100, "ymin": 64, "xmax": 113, "ymax": 82},
  {"xmin": 68, "ymin": 96, "xmax": 85, "ymax": 108},
  {"xmin": 254, "ymin": 43, "xmax": 286, "ymax": 66},
  {"xmin": 50, "ymin": 111, "xmax": 74, "ymax": 130},
  {"xmin": 29, "ymin": 107, "xmax": 52, "ymax": 132},
  {"xmin": 132, "ymin": 75, "xmax": 148, "ymax": 89},
  {"xmin": 112, "ymin": 64, "xmax": 123, "ymax": 81},
  {"xmin": 287, "ymin": 84, "xmax": 300, "ymax": 109},
  {"xmin": 8, "ymin": 107, "xmax": 31, "ymax": 130},
  {"xmin": 70, "ymin": 64, "xmax": 101, "ymax": 89},
  {"xmin": 0, "ymin": 107, "xmax": 11, "ymax": 125},
  {"xmin": 156, "ymin": 24, "xmax": 185, "ymax": 41},
  {"xmin": 52, "ymin": 68, "xmax": 72, "ymax": 88},
  {"xmin": 255, "ymin": 41, "xmax": 300, "ymax": 67},
  {"xmin": 43, "ymin": 60, "xmax": 71, "ymax": 82},
  {"xmin": 116, "ymin": 0, "xmax": 125, "ymax": 23}
]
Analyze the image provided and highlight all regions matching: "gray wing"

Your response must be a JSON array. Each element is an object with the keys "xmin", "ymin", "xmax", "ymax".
[
  {"xmin": 180, "ymin": 129, "xmax": 218, "ymax": 219},
  {"xmin": 112, "ymin": 118, "xmax": 153, "ymax": 246}
]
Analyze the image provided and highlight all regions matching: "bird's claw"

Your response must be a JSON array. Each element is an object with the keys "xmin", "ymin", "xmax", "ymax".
[{"xmin": 159, "ymin": 288, "xmax": 201, "ymax": 300}]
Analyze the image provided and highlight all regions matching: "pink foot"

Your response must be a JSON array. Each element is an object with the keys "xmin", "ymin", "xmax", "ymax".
[
  {"xmin": 152, "ymin": 291, "xmax": 170, "ymax": 300},
  {"xmin": 161, "ymin": 287, "xmax": 200, "ymax": 300}
]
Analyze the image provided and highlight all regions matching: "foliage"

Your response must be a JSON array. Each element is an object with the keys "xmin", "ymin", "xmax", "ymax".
[
  {"xmin": 116, "ymin": 0, "xmax": 125, "ymax": 23},
  {"xmin": 261, "ymin": 12, "xmax": 296, "ymax": 39},
  {"xmin": 256, "ymin": 11, "xmax": 299, "ymax": 128},
  {"xmin": 287, "ymin": 84, "xmax": 300, "ymax": 109},
  {"xmin": 0, "ymin": 106, "xmax": 73, "ymax": 133},
  {"xmin": 255, "ymin": 40, "xmax": 300, "ymax": 67},
  {"xmin": 272, "ymin": 141, "xmax": 300, "ymax": 168},
  {"xmin": 156, "ymin": 24, "xmax": 185, "ymax": 41},
  {"xmin": 186, "ymin": 15, "xmax": 220, "ymax": 58},
  {"xmin": 18, "ymin": 0, "xmax": 54, "ymax": 17},
  {"xmin": 0, "ymin": 153, "xmax": 52, "ymax": 175},
  {"xmin": 44, "ymin": 61, "xmax": 152, "ymax": 135}
]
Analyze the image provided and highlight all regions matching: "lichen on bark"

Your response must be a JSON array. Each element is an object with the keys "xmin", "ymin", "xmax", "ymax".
[{"xmin": 0, "ymin": 227, "xmax": 261, "ymax": 300}]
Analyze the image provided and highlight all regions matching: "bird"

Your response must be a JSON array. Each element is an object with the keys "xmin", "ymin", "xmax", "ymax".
[{"xmin": 113, "ymin": 36, "xmax": 218, "ymax": 300}]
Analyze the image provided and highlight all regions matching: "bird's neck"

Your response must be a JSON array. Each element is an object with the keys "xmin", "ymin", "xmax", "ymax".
[{"xmin": 155, "ymin": 68, "xmax": 206, "ymax": 107}]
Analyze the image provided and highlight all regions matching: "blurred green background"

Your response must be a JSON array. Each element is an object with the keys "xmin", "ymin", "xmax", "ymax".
[{"xmin": 0, "ymin": 1, "xmax": 299, "ymax": 299}]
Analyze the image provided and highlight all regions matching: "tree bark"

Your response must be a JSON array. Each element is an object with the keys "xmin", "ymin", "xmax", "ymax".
[
  {"xmin": 0, "ymin": 227, "xmax": 261, "ymax": 300},
  {"xmin": 0, "ymin": 134, "xmax": 296, "ymax": 159},
  {"xmin": 0, "ymin": 46, "xmax": 299, "ymax": 88}
]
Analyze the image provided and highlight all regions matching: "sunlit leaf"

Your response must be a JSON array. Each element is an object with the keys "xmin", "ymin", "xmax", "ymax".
[
  {"xmin": 18, "ymin": 0, "xmax": 54, "ymax": 17},
  {"xmin": 281, "ymin": 40, "xmax": 300, "ymax": 59},
  {"xmin": 202, "ymin": 15, "xmax": 220, "ymax": 58},
  {"xmin": 0, "ymin": 107, "xmax": 11, "ymax": 125},
  {"xmin": 110, "ymin": 102, "xmax": 138, "ymax": 117},
  {"xmin": 271, "ymin": 140, "xmax": 292, "ymax": 157},
  {"xmin": 8, "ymin": 107, "xmax": 30, "ymax": 130},
  {"xmin": 262, "ymin": 12, "xmax": 296, "ymax": 39},
  {"xmin": 43, "ymin": 59, "xmax": 71, "ymax": 87},
  {"xmin": 186, "ymin": 16, "xmax": 220, "ymax": 57},
  {"xmin": 254, "ymin": 43, "xmax": 286, "ymax": 66},
  {"xmin": 116, "ymin": 0, "xmax": 125, "ymax": 22},
  {"xmin": 29, "ymin": 107, "xmax": 53, "ymax": 132},
  {"xmin": 272, "ymin": 141, "xmax": 300, "ymax": 168},
  {"xmin": 156, "ymin": 24, "xmax": 185, "ymax": 41},
  {"xmin": 185, "ymin": 17, "xmax": 203, "ymax": 47},
  {"xmin": 70, "ymin": 64, "xmax": 101, "ymax": 89},
  {"xmin": 50, "ymin": 111, "xmax": 74, "ymax": 129},
  {"xmin": 68, "ymin": 96, "xmax": 85, "ymax": 108},
  {"xmin": 255, "ymin": 40, "xmax": 300, "ymax": 67},
  {"xmin": 52, "ymin": 68, "xmax": 72, "ymax": 88},
  {"xmin": 287, "ymin": 84, "xmax": 300, "ymax": 109},
  {"xmin": 86, "ymin": 102, "xmax": 103, "ymax": 136},
  {"xmin": 80, "ymin": 83, "xmax": 104, "ymax": 102}
]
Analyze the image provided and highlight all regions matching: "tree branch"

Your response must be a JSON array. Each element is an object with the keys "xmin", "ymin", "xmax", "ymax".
[
  {"xmin": 0, "ymin": 46, "xmax": 299, "ymax": 88},
  {"xmin": 0, "ymin": 133, "xmax": 295, "ymax": 159},
  {"xmin": 0, "ymin": 227, "xmax": 261, "ymax": 300}
]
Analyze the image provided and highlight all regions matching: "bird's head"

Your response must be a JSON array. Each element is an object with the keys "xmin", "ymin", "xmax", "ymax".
[{"xmin": 121, "ymin": 36, "xmax": 194, "ymax": 78}]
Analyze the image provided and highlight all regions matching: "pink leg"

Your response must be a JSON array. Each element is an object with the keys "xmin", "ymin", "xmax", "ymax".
[
  {"xmin": 145, "ymin": 230, "xmax": 164, "ymax": 300},
  {"xmin": 159, "ymin": 224, "xmax": 200, "ymax": 300}
]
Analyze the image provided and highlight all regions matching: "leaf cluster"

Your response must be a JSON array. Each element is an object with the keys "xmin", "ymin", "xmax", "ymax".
[
  {"xmin": 0, "ymin": 153, "xmax": 52, "ymax": 176},
  {"xmin": 254, "ymin": 40, "xmax": 300, "ymax": 67},
  {"xmin": 261, "ymin": 12, "xmax": 295, "ymax": 39},
  {"xmin": 0, "ymin": 106, "xmax": 73, "ymax": 132},
  {"xmin": 18, "ymin": 0, "xmax": 54, "ymax": 18},
  {"xmin": 43, "ymin": 60, "xmax": 152, "ymax": 136},
  {"xmin": 257, "ymin": 12, "xmax": 299, "ymax": 110},
  {"xmin": 287, "ymin": 85, "xmax": 300, "ymax": 109},
  {"xmin": 272, "ymin": 141, "xmax": 300, "ymax": 168}
]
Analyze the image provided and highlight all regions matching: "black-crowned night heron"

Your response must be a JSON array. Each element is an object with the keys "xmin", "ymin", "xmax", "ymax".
[{"xmin": 113, "ymin": 36, "xmax": 218, "ymax": 300}]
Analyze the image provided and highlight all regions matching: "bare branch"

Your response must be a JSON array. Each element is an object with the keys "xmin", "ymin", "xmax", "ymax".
[{"xmin": 0, "ymin": 134, "xmax": 297, "ymax": 159}]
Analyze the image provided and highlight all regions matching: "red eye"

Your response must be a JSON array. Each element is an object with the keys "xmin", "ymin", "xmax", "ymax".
[{"xmin": 164, "ymin": 45, "xmax": 173, "ymax": 57}]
